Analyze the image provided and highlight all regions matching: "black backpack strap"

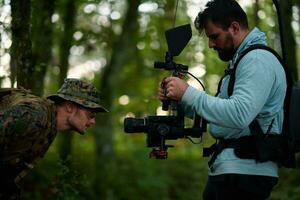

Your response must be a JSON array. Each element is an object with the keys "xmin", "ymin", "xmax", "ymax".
[
  {"xmin": 228, "ymin": 44, "xmax": 284, "ymax": 96},
  {"xmin": 249, "ymin": 118, "xmax": 272, "ymax": 137},
  {"xmin": 215, "ymin": 65, "xmax": 234, "ymax": 97},
  {"xmin": 228, "ymin": 44, "xmax": 284, "ymax": 136}
]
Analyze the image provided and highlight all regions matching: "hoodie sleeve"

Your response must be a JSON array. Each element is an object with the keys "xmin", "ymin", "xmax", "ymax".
[{"xmin": 181, "ymin": 50, "xmax": 277, "ymax": 130}]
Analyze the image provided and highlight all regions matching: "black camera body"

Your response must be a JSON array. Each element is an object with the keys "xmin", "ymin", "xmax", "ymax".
[
  {"xmin": 124, "ymin": 106, "xmax": 205, "ymax": 143},
  {"xmin": 123, "ymin": 24, "xmax": 207, "ymax": 159},
  {"xmin": 124, "ymin": 105, "xmax": 206, "ymax": 158}
]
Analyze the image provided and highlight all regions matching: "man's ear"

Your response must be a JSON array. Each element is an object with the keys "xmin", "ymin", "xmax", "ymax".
[
  {"xmin": 64, "ymin": 102, "xmax": 77, "ymax": 113},
  {"xmin": 228, "ymin": 21, "xmax": 240, "ymax": 35}
]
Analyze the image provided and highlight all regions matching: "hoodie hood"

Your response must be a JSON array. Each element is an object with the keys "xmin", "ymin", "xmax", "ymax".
[{"xmin": 232, "ymin": 27, "xmax": 267, "ymax": 64}]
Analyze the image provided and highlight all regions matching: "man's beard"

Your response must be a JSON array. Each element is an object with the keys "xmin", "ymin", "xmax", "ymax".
[
  {"xmin": 217, "ymin": 48, "xmax": 236, "ymax": 61},
  {"xmin": 215, "ymin": 34, "xmax": 236, "ymax": 61}
]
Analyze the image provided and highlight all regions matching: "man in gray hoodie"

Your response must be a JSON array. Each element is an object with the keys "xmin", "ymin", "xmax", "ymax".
[{"xmin": 159, "ymin": 0, "xmax": 285, "ymax": 199}]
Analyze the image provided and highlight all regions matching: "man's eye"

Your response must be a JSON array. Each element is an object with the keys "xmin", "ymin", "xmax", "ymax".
[
  {"xmin": 210, "ymin": 35, "xmax": 218, "ymax": 40},
  {"xmin": 89, "ymin": 113, "xmax": 96, "ymax": 119}
]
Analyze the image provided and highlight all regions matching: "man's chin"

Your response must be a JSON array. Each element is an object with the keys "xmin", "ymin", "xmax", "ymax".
[{"xmin": 74, "ymin": 128, "xmax": 86, "ymax": 135}]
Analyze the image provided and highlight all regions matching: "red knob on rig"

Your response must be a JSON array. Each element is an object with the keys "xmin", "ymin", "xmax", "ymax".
[{"xmin": 149, "ymin": 148, "xmax": 168, "ymax": 159}]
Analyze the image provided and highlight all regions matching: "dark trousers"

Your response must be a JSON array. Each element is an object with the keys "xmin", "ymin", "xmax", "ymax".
[{"xmin": 203, "ymin": 174, "xmax": 278, "ymax": 200}]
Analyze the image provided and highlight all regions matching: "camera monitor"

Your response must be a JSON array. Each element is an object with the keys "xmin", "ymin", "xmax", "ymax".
[{"xmin": 165, "ymin": 24, "xmax": 192, "ymax": 57}]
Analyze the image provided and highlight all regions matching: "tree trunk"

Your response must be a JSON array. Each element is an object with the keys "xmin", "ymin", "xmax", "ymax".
[
  {"xmin": 57, "ymin": 0, "xmax": 77, "ymax": 165},
  {"xmin": 93, "ymin": 0, "xmax": 140, "ymax": 197},
  {"xmin": 254, "ymin": 0, "xmax": 259, "ymax": 27},
  {"xmin": 295, "ymin": 0, "xmax": 300, "ymax": 81},
  {"xmin": 281, "ymin": 0, "xmax": 298, "ymax": 81},
  {"xmin": 29, "ymin": 0, "xmax": 55, "ymax": 96},
  {"xmin": 58, "ymin": 0, "xmax": 76, "ymax": 84},
  {"xmin": 10, "ymin": 0, "xmax": 33, "ymax": 89},
  {"xmin": 31, "ymin": 0, "xmax": 55, "ymax": 96}
]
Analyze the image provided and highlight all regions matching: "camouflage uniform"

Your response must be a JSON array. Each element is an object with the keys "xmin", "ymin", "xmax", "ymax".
[
  {"xmin": 0, "ymin": 79, "xmax": 107, "ymax": 199},
  {"xmin": 0, "ymin": 88, "xmax": 57, "ymax": 199}
]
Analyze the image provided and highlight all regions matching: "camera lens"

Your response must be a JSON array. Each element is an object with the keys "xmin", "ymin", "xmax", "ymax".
[{"xmin": 124, "ymin": 117, "xmax": 147, "ymax": 133}]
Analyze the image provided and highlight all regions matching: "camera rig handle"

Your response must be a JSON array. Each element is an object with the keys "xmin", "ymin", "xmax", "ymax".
[
  {"xmin": 154, "ymin": 52, "xmax": 188, "ymax": 113},
  {"xmin": 154, "ymin": 51, "xmax": 188, "ymax": 111}
]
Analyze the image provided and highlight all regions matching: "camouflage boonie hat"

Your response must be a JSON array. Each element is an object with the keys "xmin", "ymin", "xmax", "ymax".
[{"xmin": 47, "ymin": 78, "xmax": 108, "ymax": 112}]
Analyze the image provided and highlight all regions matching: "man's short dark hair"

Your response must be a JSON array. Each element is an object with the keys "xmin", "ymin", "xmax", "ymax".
[{"xmin": 194, "ymin": 0, "xmax": 248, "ymax": 33}]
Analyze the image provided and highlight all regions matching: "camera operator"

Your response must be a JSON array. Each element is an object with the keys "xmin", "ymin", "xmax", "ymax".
[{"xmin": 159, "ymin": 0, "xmax": 285, "ymax": 199}]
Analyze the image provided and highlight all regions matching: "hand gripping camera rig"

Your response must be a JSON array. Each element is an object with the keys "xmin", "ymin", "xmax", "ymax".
[{"xmin": 124, "ymin": 24, "xmax": 207, "ymax": 159}]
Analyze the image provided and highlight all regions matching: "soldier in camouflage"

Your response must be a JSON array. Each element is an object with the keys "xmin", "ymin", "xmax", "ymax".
[{"xmin": 0, "ymin": 78, "xmax": 108, "ymax": 199}]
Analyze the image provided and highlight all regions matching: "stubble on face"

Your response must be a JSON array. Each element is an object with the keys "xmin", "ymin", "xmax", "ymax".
[
  {"xmin": 205, "ymin": 21, "xmax": 237, "ymax": 62},
  {"xmin": 215, "ymin": 33, "xmax": 236, "ymax": 61}
]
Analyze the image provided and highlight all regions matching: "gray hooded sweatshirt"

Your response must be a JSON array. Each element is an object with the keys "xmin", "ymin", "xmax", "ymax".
[{"xmin": 182, "ymin": 28, "xmax": 286, "ymax": 177}]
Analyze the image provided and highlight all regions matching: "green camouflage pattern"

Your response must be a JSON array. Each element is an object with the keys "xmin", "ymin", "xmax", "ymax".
[
  {"xmin": 0, "ymin": 89, "xmax": 57, "ymax": 199},
  {"xmin": 47, "ymin": 78, "xmax": 108, "ymax": 112}
]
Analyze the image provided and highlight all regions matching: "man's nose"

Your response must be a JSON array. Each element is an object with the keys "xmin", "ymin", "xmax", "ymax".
[{"xmin": 89, "ymin": 118, "xmax": 96, "ymax": 126}]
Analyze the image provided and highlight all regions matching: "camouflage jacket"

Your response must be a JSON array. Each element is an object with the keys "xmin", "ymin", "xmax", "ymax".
[{"xmin": 0, "ymin": 89, "xmax": 57, "ymax": 186}]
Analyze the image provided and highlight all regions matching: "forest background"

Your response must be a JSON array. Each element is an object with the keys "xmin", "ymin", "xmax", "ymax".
[{"xmin": 0, "ymin": 0, "xmax": 300, "ymax": 199}]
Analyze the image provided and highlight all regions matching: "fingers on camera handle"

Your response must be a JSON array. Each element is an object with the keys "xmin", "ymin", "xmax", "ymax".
[{"xmin": 161, "ymin": 77, "xmax": 168, "ymax": 97}]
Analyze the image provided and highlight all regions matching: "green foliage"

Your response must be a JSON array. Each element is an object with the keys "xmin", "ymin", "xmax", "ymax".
[
  {"xmin": 24, "ymin": 141, "xmax": 209, "ymax": 200},
  {"xmin": 270, "ymin": 168, "xmax": 300, "ymax": 200},
  {"xmin": 23, "ymin": 139, "xmax": 300, "ymax": 200},
  {"xmin": 23, "ymin": 147, "xmax": 94, "ymax": 200},
  {"xmin": 4, "ymin": 0, "xmax": 300, "ymax": 199}
]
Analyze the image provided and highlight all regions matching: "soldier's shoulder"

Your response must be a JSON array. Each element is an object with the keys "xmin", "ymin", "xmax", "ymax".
[
  {"xmin": 18, "ymin": 97, "xmax": 53, "ymax": 128},
  {"xmin": 0, "ymin": 90, "xmax": 54, "ymax": 129}
]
